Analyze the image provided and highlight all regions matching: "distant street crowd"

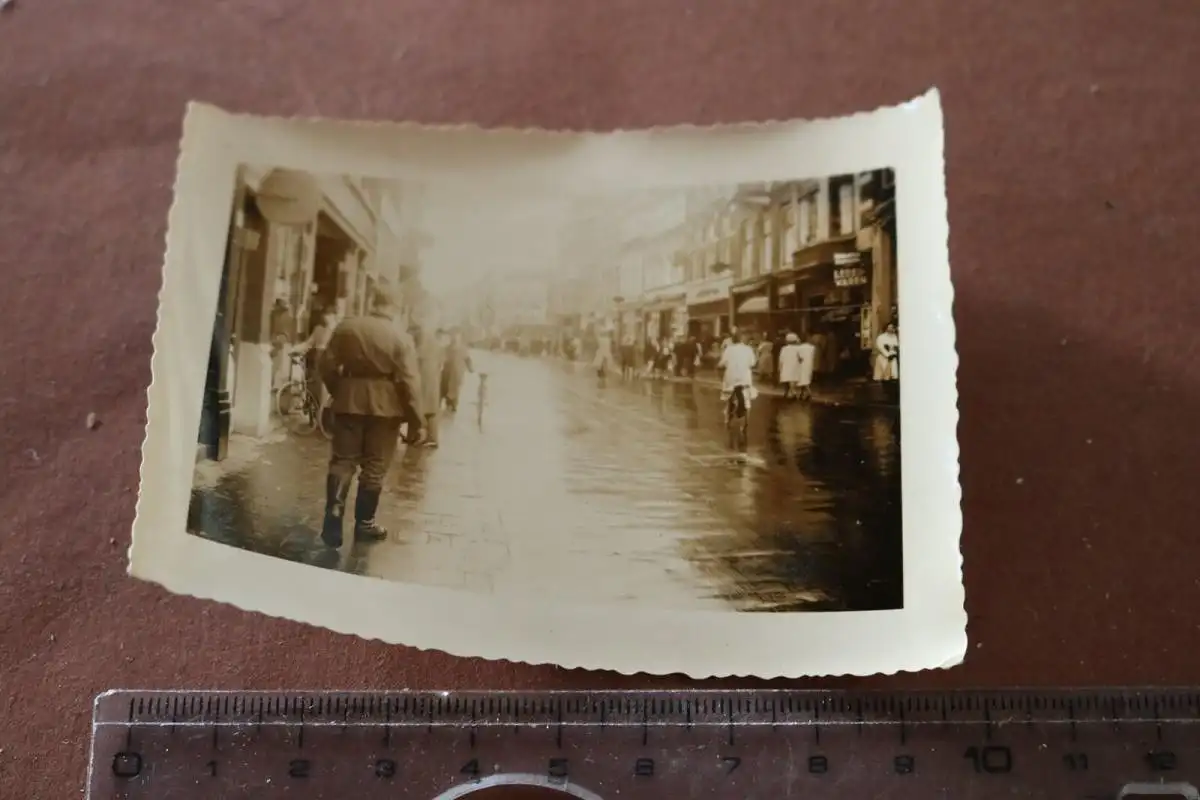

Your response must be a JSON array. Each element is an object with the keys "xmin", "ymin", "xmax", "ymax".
[{"xmin": 477, "ymin": 322, "xmax": 900, "ymax": 403}]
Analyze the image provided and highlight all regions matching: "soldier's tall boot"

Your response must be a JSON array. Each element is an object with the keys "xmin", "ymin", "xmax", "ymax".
[
  {"xmin": 320, "ymin": 474, "xmax": 352, "ymax": 548},
  {"xmin": 353, "ymin": 488, "xmax": 389, "ymax": 542}
]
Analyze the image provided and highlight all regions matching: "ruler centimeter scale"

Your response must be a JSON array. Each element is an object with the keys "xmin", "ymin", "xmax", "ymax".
[{"xmin": 89, "ymin": 689, "xmax": 1200, "ymax": 798}]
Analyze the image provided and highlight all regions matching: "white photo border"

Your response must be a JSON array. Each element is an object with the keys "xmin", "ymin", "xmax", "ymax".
[{"xmin": 131, "ymin": 90, "xmax": 963, "ymax": 678}]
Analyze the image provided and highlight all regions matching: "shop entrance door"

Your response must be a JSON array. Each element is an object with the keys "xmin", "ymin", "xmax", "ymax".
[{"xmin": 311, "ymin": 212, "xmax": 355, "ymax": 326}]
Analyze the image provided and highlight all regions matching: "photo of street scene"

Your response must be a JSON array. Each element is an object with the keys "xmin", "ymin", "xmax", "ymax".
[{"xmin": 188, "ymin": 166, "xmax": 901, "ymax": 613}]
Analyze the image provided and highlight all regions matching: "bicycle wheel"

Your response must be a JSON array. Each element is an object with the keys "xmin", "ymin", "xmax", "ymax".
[{"xmin": 276, "ymin": 382, "xmax": 318, "ymax": 435}]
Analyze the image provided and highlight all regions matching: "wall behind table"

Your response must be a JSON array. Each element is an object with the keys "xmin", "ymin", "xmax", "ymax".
[{"xmin": 2, "ymin": 0, "xmax": 1198, "ymax": 795}]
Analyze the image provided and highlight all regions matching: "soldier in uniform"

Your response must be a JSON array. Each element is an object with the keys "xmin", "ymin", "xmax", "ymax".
[{"xmin": 318, "ymin": 283, "xmax": 424, "ymax": 548}]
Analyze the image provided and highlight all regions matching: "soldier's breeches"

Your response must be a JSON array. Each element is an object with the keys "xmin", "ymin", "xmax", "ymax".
[
  {"xmin": 329, "ymin": 413, "xmax": 402, "ymax": 489},
  {"xmin": 328, "ymin": 413, "xmax": 365, "ymax": 483},
  {"xmin": 361, "ymin": 416, "xmax": 402, "ymax": 490}
]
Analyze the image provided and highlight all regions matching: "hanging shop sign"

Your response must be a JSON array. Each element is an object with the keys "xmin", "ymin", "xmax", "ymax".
[
  {"xmin": 256, "ymin": 169, "xmax": 322, "ymax": 227},
  {"xmin": 834, "ymin": 266, "xmax": 869, "ymax": 288}
]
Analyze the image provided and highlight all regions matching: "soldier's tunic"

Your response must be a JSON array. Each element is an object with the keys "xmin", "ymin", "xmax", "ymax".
[{"xmin": 320, "ymin": 311, "xmax": 423, "ymax": 492}]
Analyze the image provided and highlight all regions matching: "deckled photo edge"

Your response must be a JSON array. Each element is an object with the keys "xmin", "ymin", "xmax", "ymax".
[
  {"xmin": 918, "ymin": 89, "xmax": 967, "ymax": 667},
  {"xmin": 895, "ymin": 89, "xmax": 966, "ymax": 668},
  {"xmin": 130, "ymin": 91, "xmax": 964, "ymax": 678},
  {"xmin": 132, "ymin": 101, "xmax": 236, "ymax": 576},
  {"xmin": 186, "ymin": 88, "xmax": 941, "ymax": 140}
]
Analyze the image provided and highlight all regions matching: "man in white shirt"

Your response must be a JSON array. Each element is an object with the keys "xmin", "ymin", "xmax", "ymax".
[
  {"xmin": 718, "ymin": 330, "xmax": 758, "ymax": 454},
  {"xmin": 719, "ymin": 329, "xmax": 757, "ymax": 392}
]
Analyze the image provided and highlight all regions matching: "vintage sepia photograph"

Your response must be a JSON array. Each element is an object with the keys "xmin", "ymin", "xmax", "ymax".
[
  {"xmin": 190, "ymin": 169, "xmax": 903, "ymax": 612},
  {"xmin": 133, "ymin": 94, "xmax": 963, "ymax": 677}
]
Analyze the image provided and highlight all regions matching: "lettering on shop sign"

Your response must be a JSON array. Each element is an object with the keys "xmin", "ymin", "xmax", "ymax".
[{"xmin": 834, "ymin": 267, "xmax": 868, "ymax": 288}]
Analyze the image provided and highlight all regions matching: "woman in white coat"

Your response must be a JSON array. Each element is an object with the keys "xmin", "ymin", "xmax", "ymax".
[
  {"xmin": 873, "ymin": 323, "xmax": 900, "ymax": 405},
  {"xmin": 873, "ymin": 323, "xmax": 900, "ymax": 382},
  {"xmin": 778, "ymin": 333, "xmax": 815, "ymax": 400}
]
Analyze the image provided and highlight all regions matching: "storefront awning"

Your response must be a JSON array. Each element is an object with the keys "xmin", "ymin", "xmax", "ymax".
[
  {"xmin": 736, "ymin": 295, "xmax": 770, "ymax": 315},
  {"xmin": 731, "ymin": 277, "xmax": 771, "ymax": 295},
  {"xmin": 688, "ymin": 298, "xmax": 729, "ymax": 318},
  {"xmin": 639, "ymin": 293, "xmax": 687, "ymax": 313}
]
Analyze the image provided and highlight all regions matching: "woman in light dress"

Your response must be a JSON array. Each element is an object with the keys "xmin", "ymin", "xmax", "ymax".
[
  {"xmin": 778, "ymin": 333, "xmax": 815, "ymax": 400},
  {"xmin": 413, "ymin": 326, "xmax": 445, "ymax": 448},
  {"xmin": 873, "ymin": 322, "xmax": 900, "ymax": 404},
  {"xmin": 441, "ymin": 329, "xmax": 474, "ymax": 412},
  {"xmin": 873, "ymin": 323, "xmax": 900, "ymax": 381},
  {"xmin": 755, "ymin": 337, "xmax": 775, "ymax": 384},
  {"xmin": 593, "ymin": 328, "xmax": 615, "ymax": 378}
]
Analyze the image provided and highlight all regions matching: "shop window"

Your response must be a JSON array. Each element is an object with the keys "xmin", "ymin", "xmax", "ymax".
[
  {"xmin": 762, "ymin": 212, "xmax": 774, "ymax": 274},
  {"xmin": 838, "ymin": 182, "xmax": 856, "ymax": 236},
  {"xmin": 741, "ymin": 219, "xmax": 755, "ymax": 277},
  {"xmin": 856, "ymin": 172, "xmax": 874, "ymax": 229},
  {"xmin": 781, "ymin": 202, "xmax": 798, "ymax": 265},
  {"xmin": 799, "ymin": 198, "xmax": 813, "ymax": 245}
]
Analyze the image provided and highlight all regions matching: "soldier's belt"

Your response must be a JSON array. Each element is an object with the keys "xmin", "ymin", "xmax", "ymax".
[{"xmin": 340, "ymin": 371, "xmax": 394, "ymax": 380}]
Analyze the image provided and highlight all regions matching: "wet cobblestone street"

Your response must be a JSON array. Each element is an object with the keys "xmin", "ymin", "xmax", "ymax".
[{"xmin": 189, "ymin": 350, "xmax": 902, "ymax": 612}]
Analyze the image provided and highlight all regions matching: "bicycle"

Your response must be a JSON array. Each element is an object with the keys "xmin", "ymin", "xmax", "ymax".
[
  {"xmin": 722, "ymin": 384, "xmax": 751, "ymax": 454},
  {"xmin": 476, "ymin": 372, "xmax": 489, "ymax": 431},
  {"xmin": 275, "ymin": 352, "xmax": 332, "ymax": 439}
]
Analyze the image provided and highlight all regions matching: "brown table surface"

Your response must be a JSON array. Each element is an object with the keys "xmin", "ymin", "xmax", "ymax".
[{"xmin": 3, "ymin": 0, "xmax": 1199, "ymax": 795}]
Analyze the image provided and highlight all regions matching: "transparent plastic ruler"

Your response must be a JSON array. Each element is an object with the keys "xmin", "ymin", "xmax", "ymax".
[{"xmin": 88, "ymin": 689, "xmax": 1200, "ymax": 798}]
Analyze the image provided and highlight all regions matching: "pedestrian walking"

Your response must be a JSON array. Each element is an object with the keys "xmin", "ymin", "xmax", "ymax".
[
  {"xmin": 654, "ymin": 336, "xmax": 673, "ymax": 379},
  {"xmin": 317, "ymin": 284, "xmax": 423, "ymax": 548},
  {"xmin": 593, "ymin": 328, "xmax": 615, "ymax": 379},
  {"xmin": 755, "ymin": 337, "xmax": 775, "ymax": 384},
  {"xmin": 441, "ymin": 329, "xmax": 474, "ymax": 412},
  {"xmin": 292, "ymin": 306, "xmax": 338, "ymax": 410},
  {"xmin": 412, "ymin": 324, "xmax": 446, "ymax": 448},
  {"xmin": 778, "ymin": 333, "xmax": 802, "ymax": 398},
  {"xmin": 619, "ymin": 335, "xmax": 637, "ymax": 381},
  {"xmin": 779, "ymin": 332, "xmax": 816, "ymax": 400},
  {"xmin": 269, "ymin": 298, "xmax": 295, "ymax": 389},
  {"xmin": 795, "ymin": 334, "xmax": 816, "ymax": 400},
  {"xmin": 682, "ymin": 336, "xmax": 702, "ymax": 378},
  {"xmin": 641, "ymin": 335, "xmax": 658, "ymax": 378},
  {"xmin": 873, "ymin": 322, "xmax": 900, "ymax": 402}
]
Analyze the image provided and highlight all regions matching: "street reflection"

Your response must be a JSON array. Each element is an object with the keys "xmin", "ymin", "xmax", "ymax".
[{"xmin": 188, "ymin": 352, "xmax": 901, "ymax": 612}]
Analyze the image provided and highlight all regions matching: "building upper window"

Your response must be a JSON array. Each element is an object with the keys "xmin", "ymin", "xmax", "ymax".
[
  {"xmin": 838, "ymin": 182, "xmax": 856, "ymax": 236},
  {"xmin": 741, "ymin": 217, "xmax": 756, "ymax": 277},
  {"xmin": 762, "ymin": 209, "xmax": 775, "ymax": 273},
  {"xmin": 781, "ymin": 202, "xmax": 798, "ymax": 265},
  {"xmin": 799, "ymin": 198, "xmax": 813, "ymax": 245}
]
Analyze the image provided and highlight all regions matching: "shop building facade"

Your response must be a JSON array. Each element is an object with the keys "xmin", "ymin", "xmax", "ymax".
[
  {"xmin": 609, "ymin": 170, "xmax": 897, "ymax": 380},
  {"xmin": 199, "ymin": 169, "xmax": 426, "ymax": 461}
]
